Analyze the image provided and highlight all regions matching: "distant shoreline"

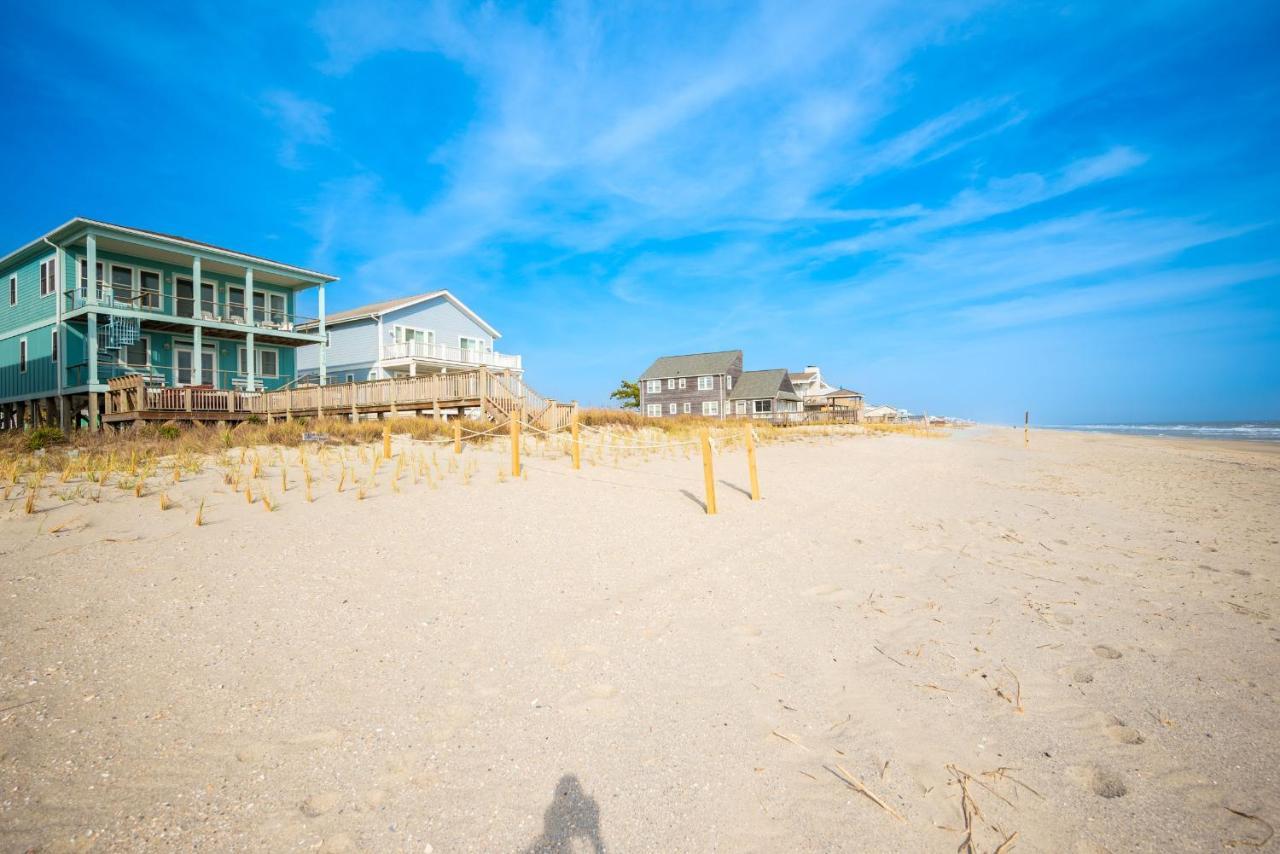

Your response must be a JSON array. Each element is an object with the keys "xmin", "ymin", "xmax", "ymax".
[{"xmin": 1037, "ymin": 422, "xmax": 1280, "ymax": 445}]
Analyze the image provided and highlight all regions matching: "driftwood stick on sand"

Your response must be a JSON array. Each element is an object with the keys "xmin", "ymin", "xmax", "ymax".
[
  {"xmin": 826, "ymin": 764, "xmax": 906, "ymax": 822},
  {"xmin": 1224, "ymin": 807, "xmax": 1274, "ymax": 848}
]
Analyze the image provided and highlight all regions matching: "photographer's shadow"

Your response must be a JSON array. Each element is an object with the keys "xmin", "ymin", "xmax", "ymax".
[{"xmin": 522, "ymin": 774, "xmax": 605, "ymax": 853}]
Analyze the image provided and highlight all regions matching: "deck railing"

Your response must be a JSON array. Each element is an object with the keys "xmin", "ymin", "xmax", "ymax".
[
  {"xmin": 63, "ymin": 287, "xmax": 319, "ymax": 333},
  {"xmin": 382, "ymin": 340, "xmax": 522, "ymax": 370}
]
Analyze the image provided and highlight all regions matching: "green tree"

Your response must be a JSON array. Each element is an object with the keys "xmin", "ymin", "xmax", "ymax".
[{"xmin": 610, "ymin": 379, "xmax": 640, "ymax": 409}]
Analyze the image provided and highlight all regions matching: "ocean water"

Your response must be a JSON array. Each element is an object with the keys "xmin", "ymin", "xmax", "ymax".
[{"xmin": 1046, "ymin": 421, "xmax": 1280, "ymax": 442}]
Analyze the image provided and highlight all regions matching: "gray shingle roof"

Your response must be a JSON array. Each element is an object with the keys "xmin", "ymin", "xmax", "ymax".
[
  {"xmin": 729, "ymin": 369, "xmax": 800, "ymax": 402},
  {"xmin": 639, "ymin": 350, "xmax": 741, "ymax": 380}
]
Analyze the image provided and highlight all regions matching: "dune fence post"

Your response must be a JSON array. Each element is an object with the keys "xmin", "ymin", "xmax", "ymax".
[
  {"xmin": 744, "ymin": 423, "xmax": 760, "ymax": 501},
  {"xmin": 382, "ymin": 421, "xmax": 392, "ymax": 460},
  {"xmin": 510, "ymin": 411, "xmax": 522, "ymax": 478},
  {"xmin": 454, "ymin": 421, "xmax": 462, "ymax": 454},
  {"xmin": 571, "ymin": 410, "xmax": 581, "ymax": 470},
  {"xmin": 1024, "ymin": 410, "xmax": 1029, "ymax": 448},
  {"xmin": 700, "ymin": 427, "xmax": 717, "ymax": 515}
]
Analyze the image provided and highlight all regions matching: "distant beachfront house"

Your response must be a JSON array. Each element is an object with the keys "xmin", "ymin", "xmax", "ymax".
[
  {"xmin": 788, "ymin": 365, "xmax": 838, "ymax": 403},
  {"xmin": 789, "ymin": 365, "xmax": 863, "ymax": 420},
  {"xmin": 729, "ymin": 369, "xmax": 803, "ymax": 419},
  {"xmin": 297, "ymin": 290, "xmax": 521, "ymax": 384},
  {"xmin": 638, "ymin": 350, "xmax": 743, "ymax": 418},
  {"xmin": 863, "ymin": 404, "xmax": 903, "ymax": 423},
  {"xmin": 0, "ymin": 217, "xmax": 335, "ymax": 431}
]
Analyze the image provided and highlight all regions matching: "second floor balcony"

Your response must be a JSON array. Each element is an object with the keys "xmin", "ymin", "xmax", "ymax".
[
  {"xmin": 383, "ymin": 340, "xmax": 522, "ymax": 371},
  {"xmin": 64, "ymin": 284, "xmax": 319, "ymax": 334}
]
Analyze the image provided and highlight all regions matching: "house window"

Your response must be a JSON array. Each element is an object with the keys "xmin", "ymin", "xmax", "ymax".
[
  {"xmin": 109, "ymin": 264, "xmax": 133, "ymax": 304},
  {"xmin": 227, "ymin": 286, "xmax": 246, "ymax": 321},
  {"xmin": 736, "ymin": 400, "xmax": 746, "ymax": 415},
  {"xmin": 51, "ymin": 329, "xmax": 58, "ymax": 363},
  {"xmin": 646, "ymin": 380, "xmax": 661, "ymax": 394},
  {"xmin": 678, "ymin": 377, "xmax": 686, "ymax": 389},
  {"xmin": 39, "ymin": 258, "xmax": 57, "ymax": 297},
  {"xmin": 726, "ymin": 375, "xmax": 733, "ymax": 390},
  {"xmin": 119, "ymin": 337, "xmax": 149, "ymax": 369},
  {"xmin": 683, "ymin": 402, "xmax": 691, "ymax": 414},
  {"xmin": 139, "ymin": 270, "xmax": 161, "ymax": 310},
  {"xmin": 753, "ymin": 399, "xmax": 773, "ymax": 414},
  {"xmin": 697, "ymin": 376, "xmax": 712, "ymax": 391},
  {"xmin": 702, "ymin": 401, "xmax": 719, "ymax": 416},
  {"xmin": 646, "ymin": 403, "xmax": 661, "ymax": 417},
  {"xmin": 78, "ymin": 259, "xmax": 104, "ymax": 299},
  {"xmin": 238, "ymin": 347, "xmax": 280, "ymax": 377},
  {"xmin": 345, "ymin": 373, "xmax": 355, "ymax": 383},
  {"xmin": 458, "ymin": 336, "xmax": 483, "ymax": 362},
  {"xmin": 200, "ymin": 282, "xmax": 217, "ymax": 317},
  {"xmin": 254, "ymin": 292, "xmax": 287, "ymax": 325},
  {"xmin": 8, "ymin": 275, "xmax": 15, "ymax": 306},
  {"xmin": 394, "ymin": 326, "xmax": 433, "ymax": 350},
  {"xmin": 667, "ymin": 378, "xmax": 675, "ymax": 389},
  {"xmin": 668, "ymin": 403, "xmax": 676, "ymax": 414},
  {"xmin": 18, "ymin": 338, "xmax": 27, "ymax": 372}
]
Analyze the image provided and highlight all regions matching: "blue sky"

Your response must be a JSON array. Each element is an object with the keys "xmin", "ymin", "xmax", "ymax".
[{"xmin": 3, "ymin": 0, "xmax": 1277, "ymax": 422}]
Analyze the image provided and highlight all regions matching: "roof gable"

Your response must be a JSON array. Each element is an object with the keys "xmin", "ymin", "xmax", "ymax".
[
  {"xmin": 729, "ymin": 368, "xmax": 801, "ymax": 401},
  {"xmin": 639, "ymin": 350, "xmax": 742, "ymax": 380},
  {"xmin": 307, "ymin": 290, "xmax": 501, "ymax": 337}
]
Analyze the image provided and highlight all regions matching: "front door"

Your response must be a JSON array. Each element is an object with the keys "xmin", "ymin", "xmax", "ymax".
[{"xmin": 175, "ymin": 346, "xmax": 217, "ymax": 387}]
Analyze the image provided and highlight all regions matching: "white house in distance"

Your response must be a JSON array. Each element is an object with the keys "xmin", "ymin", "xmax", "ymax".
[
  {"xmin": 297, "ymin": 290, "xmax": 520, "ymax": 383},
  {"xmin": 788, "ymin": 365, "xmax": 839, "ymax": 403}
]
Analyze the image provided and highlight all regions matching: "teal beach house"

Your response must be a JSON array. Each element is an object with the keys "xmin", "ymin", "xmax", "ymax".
[{"xmin": 0, "ymin": 218, "xmax": 336, "ymax": 430}]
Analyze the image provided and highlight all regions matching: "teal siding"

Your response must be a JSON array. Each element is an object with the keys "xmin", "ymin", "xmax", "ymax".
[
  {"xmin": 0, "ymin": 323, "xmax": 58, "ymax": 399},
  {"xmin": 0, "ymin": 252, "xmax": 59, "ymax": 334}
]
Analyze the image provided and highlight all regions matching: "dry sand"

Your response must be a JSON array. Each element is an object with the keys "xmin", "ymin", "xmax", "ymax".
[{"xmin": 1, "ymin": 426, "xmax": 1277, "ymax": 852}]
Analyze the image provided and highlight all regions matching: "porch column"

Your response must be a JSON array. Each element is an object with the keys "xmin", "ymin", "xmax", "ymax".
[
  {"xmin": 246, "ymin": 331, "xmax": 256, "ymax": 391},
  {"xmin": 317, "ymin": 281, "xmax": 327, "ymax": 386},
  {"xmin": 192, "ymin": 325, "xmax": 203, "ymax": 386},
  {"xmin": 87, "ymin": 311, "xmax": 98, "ymax": 386},
  {"xmin": 245, "ymin": 267, "xmax": 254, "ymax": 326},
  {"xmin": 191, "ymin": 256, "xmax": 201, "ymax": 318},
  {"xmin": 85, "ymin": 234, "xmax": 97, "ymax": 305}
]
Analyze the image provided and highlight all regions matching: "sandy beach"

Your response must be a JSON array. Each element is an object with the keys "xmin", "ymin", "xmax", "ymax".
[{"xmin": 1, "ymin": 425, "xmax": 1277, "ymax": 852}]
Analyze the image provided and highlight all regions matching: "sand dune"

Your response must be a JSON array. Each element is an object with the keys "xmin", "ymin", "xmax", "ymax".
[{"xmin": 1, "ymin": 426, "xmax": 1277, "ymax": 852}]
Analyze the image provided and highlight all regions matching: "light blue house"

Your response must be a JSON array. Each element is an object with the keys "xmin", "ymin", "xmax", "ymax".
[{"xmin": 297, "ymin": 290, "xmax": 520, "ymax": 383}]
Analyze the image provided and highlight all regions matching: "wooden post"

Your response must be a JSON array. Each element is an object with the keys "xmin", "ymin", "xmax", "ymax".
[
  {"xmin": 744, "ymin": 424, "xmax": 760, "ymax": 501},
  {"xmin": 382, "ymin": 421, "xmax": 392, "ymax": 460},
  {"xmin": 1024, "ymin": 410, "xmax": 1029, "ymax": 448},
  {"xmin": 88, "ymin": 392, "xmax": 100, "ymax": 432},
  {"xmin": 184, "ymin": 387, "xmax": 193, "ymax": 413},
  {"xmin": 700, "ymin": 427, "xmax": 717, "ymax": 515},
  {"xmin": 571, "ymin": 409, "xmax": 581, "ymax": 470},
  {"xmin": 453, "ymin": 421, "xmax": 462, "ymax": 454},
  {"xmin": 510, "ymin": 411, "xmax": 521, "ymax": 477}
]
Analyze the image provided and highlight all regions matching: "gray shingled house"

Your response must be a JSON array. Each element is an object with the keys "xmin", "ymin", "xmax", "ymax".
[
  {"xmin": 638, "ymin": 350, "xmax": 743, "ymax": 418},
  {"xmin": 729, "ymin": 369, "xmax": 803, "ymax": 419}
]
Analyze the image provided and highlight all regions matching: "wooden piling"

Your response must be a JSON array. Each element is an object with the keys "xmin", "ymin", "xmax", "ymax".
[
  {"xmin": 453, "ymin": 421, "xmax": 462, "ymax": 454},
  {"xmin": 744, "ymin": 424, "xmax": 760, "ymax": 501},
  {"xmin": 571, "ymin": 410, "xmax": 581, "ymax": 470},
  {"xmin": 1024, "ymin": 410, "xmax": 1029, "ymax": 448},
  {"xmin": 700, "ymin": 427, "xmax": 717, "ymax": 515},
  {"xmin": 510, "ymin": 412, "xmax": 522, "ymax": 477}
]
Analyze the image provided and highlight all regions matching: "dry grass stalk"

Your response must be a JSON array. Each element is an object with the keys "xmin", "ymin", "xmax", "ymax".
[
  {"xmin": 337, "ymin": 468, "xmax": 347, "ymax": 493},
  {"xmin": 24, "ymin": 483, "xmax": 37, "ymax": 515},
  {"xmin": 133, "ymin": 477, "xmax": 144, "ymax": 498},
  {"xmin": 826, "ymin": 764, "xmax": 905, "ymax": 822},
  {"xmin": 993, "ymin": 830, "xmax": 1019, "ymax": 853},
  {"xmin": 159, "ymin": 492, "xmax": 170, "ymax": 511},
  {"xmin": 770, "ymin": 730, "xmax": 811, "ymax": 751},
  {"xmin": 194, "ymin": 498, "xmax": 204, "ymax": 527},
  {"xmin": 1225, "ymin": 806, "xmax": 1275, "ymax": 848},
  {"xmin": 245, "ymin": 484, "xmax": 254, "ymax": 504}
]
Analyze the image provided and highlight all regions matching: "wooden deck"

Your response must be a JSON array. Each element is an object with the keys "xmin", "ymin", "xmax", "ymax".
[{"xmin": 102, "ymin": 368, "xmax": 576, "ymax": 431}]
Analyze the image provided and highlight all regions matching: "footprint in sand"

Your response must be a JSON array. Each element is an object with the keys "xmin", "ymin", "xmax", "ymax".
[
  {"xmin": 300, "ymin": 791, "xmax": 341, "ymax": 818},
  {"xmin": 1068, "ymin": 765, "xmax": 1128, "ymax": 799},
  {"xmin": 1092, "ymin": 644, "xmax": 1122, "ymax": 660},
  {"xmin": 732, "ymin": 624, "xmax": 763, "ymax": 638}
]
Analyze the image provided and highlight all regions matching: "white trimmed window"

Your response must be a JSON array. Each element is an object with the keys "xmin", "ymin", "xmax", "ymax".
[
  {"xmin": 682, "ymin": 402, "xmax": 691, "ymax": 414},
  {"xmin": 39, "ymin": 258, "xmax": 57, "ymax": 297},
  {"xmin": 51, "ymin": 328, "xmax": 58, "ymax": 363},
  {"xmin": 736, "ymin": 400, "xmax": 746, "ymax": 415},
  {"xmin": 667, "ymin": 378, "xmax": 675, "ymax": 389},
  {"xmin": 646, "ymin": 380, "xmax": 661, "ymax": 394},
  {"xmin": 18, "ymin": 338, "xmax": 27, "ymax": 372},
  {"xmin": 702, "ymin": 400, "xmax": 719, "ymax": 416},
  {"xmin": 8, "ymin": 275, "xmax": 15, "ymax": 306},
  {"xmin": 697, "ymin": 376, "xmax": 713, "ymax": 391},
  {"xmin": 646, "ymin": 403, "xmax": 661, "ymax": 417},
  {"xmin": 677, "ymin": 377, "xmax": 686, "ymax": 389},
  {"xmin": 345, "ymin": 373, "xmax": 355, "ymax": 383},
  {"xmin": 726, "ymin": 375, "xmax": 733, "ymax": 390},
  {"xmin": 753, "ymin": 399, "xmax": 773, "ymax": 414},
  {"xmin": 394, "ymin": 325, "xmax": 433, "ymax": 346},
  {"xmin": 668, "ymin": 403, "xmax": 676, "ymax": 414},
  {"xmin": 238, "ymin": 347, "xmax": 280, "ymax": 377}
]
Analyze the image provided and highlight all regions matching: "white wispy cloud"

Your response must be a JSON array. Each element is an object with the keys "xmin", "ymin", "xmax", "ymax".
[{"xmin": 262, "ymin": 90, "xmax": 333, "ymax": 168}]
